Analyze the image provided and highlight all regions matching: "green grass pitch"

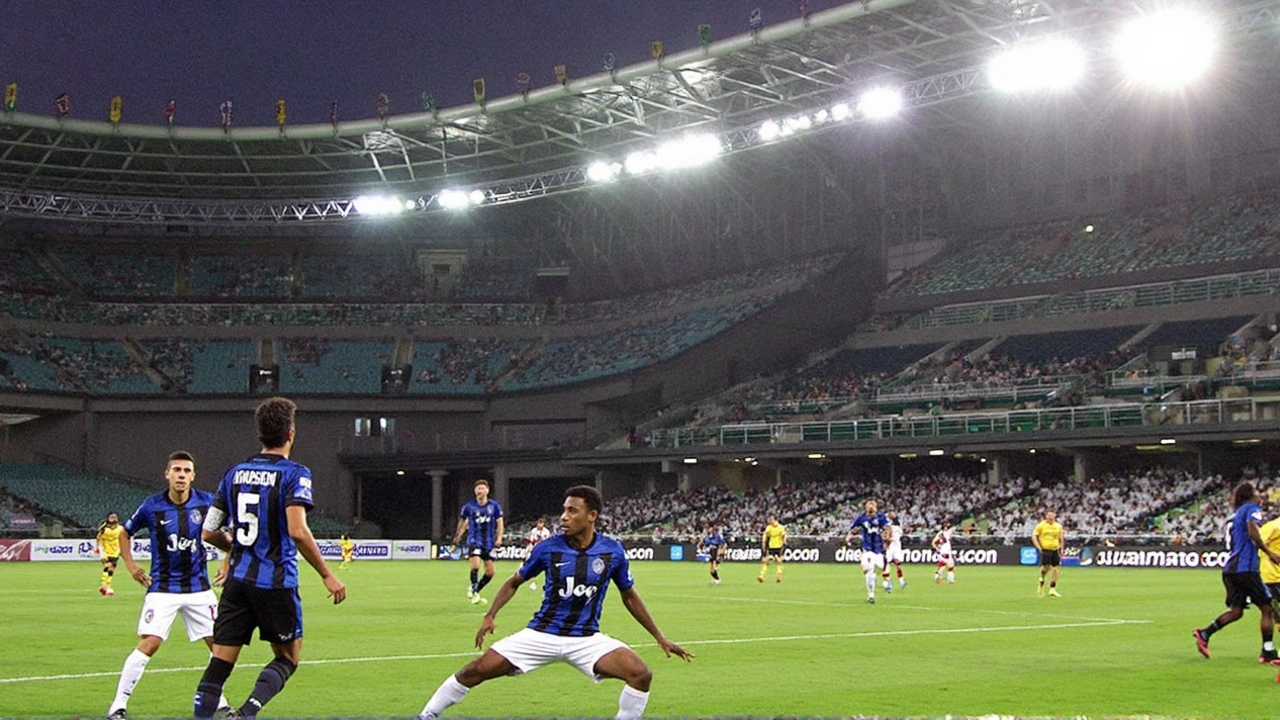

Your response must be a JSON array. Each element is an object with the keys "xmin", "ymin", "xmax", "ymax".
[{"xmin": 2, "ymin": 559, "xmax": 1277, "ymax": 718}]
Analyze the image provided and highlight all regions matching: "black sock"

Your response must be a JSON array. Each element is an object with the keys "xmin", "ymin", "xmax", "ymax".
[
  {"xmin": 711, "ymin": 570, "xmax": 720, "ymax": 580},
  {"xmin": 476, "ymin": 573, "xmax": 493, "ymax": 592},
  {"xmin": 469, "ymin": 568, "xmax": 479, "ymax": 591},
  {"xmin": 1204, "ymin": 620, "xmax": 1224, "ymax": 638},
  {"xmin": 1050, "ymin": 581, "xmax": 1056, "ymax": 588},
  {"xmin": 239, "ymin": 657, "xmax": 296, "ymax": 719},
  {"xmin": 194, "ymin": 657, "xmax": 235, "ymax": 718}
]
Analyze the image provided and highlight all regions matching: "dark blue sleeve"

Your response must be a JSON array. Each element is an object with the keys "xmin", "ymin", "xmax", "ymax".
[
  {"xmin": 123, "ymin": 499, "xmax": 150, "ymax": 536},
  {"xmin": 612, "ymin": 545, "xmax": 635, "ymax": 591},
  {"xmin": 283, "ymin": 465, "xmax": 314, "ymax": 509},
  {"xmin": 518, "ymin": 538, "xmax": 549, "ymax": 581}
]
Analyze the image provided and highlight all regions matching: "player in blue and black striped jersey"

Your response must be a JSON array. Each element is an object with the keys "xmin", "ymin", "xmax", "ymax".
[
  {"xmin": 192, "ymin": 397, "xmax": 346, "ymax": 720},
  {"xmin": 1194, "ymin": 481, "xmax": 1280, "ymax": 664},
  {"xmin": 418, "ymin": 485, "xmax": 692, "ymax": 720},
  {"xmin": 106, "ymin": 450, "xmax": 231, "ymax": 719},
  {"xmin": 846, "ymin": 500, "xmax": 891, "ymax": 604},
  {"xmin": 453, "ymin": 479, "xmax": 505, "ymax": 605},
  {"xmin": 698, "ymin": 525, "xmax": 725, "ymax": 584}
]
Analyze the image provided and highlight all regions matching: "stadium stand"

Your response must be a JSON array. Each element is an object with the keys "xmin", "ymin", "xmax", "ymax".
[{"xmin": 54, "ymin": 250, "xmax": 176, "ymax": 298}]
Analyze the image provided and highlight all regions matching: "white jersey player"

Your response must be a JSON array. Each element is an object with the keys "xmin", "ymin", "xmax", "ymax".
[
  {"xmin": 884, "ymin": 512, "xmax": 907, "ymax": 590},
  {"xmin": 932, "ymin": 520, "xmax": 955, "ymax": 584},
  {"xmin": 525, "ymin": 518, "xmax": 552, "ymax": 591}
]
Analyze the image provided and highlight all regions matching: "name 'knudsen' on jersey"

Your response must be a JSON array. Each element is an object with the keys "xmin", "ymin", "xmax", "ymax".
[
  {"xmin": 516, "ymin": 533, "xmax": 633, "ymax": 637},
  {"xmin": 124, "ymin": 488, "xmax": 217, "ymax": 594},
  {"xmin": 213, "ymin": 454, "xmax": 314, "ymax": 589}
]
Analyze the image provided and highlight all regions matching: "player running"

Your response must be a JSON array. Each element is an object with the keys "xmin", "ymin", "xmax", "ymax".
[
  {"xmin": 417, "ymin": 485, "xmax": 692, "ymax": 719},
  {"xmin": 453, "ymin": 479, "xmax": 505, "ymax": 605},
  {"xmin": 106, "ymin": 451, "xmax": 231, "ymax": 720},
  {"xmin": 97, "ymin": 511, "xmax": 124, "ymax": 596},
  {"xmin": 698, "ymin": 524, "xmax": 726, "ymax": 585},
  {"xmin": 884, "ymin": 511, "xmax": 908, "ymax": 590},
  {"xmin": 525, "ymin": 518, "xmax": 551, "ymax": 591},
  {"xmin": 845, "ymin": 499, "xmax": 890, "ymax": 604},
  {"xmin": 933, "ymin": 520, "xmax": 956, "ymax": 584},
  {"xmin": 339, "ymin": 533, "xmax": 355, "ymax": 570}
]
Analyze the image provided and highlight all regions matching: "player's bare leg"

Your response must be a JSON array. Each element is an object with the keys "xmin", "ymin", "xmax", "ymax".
[
  {"xmin": 420, "ymin": 650, "xmax": 518, "ymax": 719},
  {"xmin": 594, "ymin": 646, "xmax": 654, "ymax": 719}
]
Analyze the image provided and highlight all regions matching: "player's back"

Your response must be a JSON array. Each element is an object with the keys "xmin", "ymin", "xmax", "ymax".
[
  {"xmin": 1226, "ymin": 501, "xmax": 1264, "ymax": 574},
  {"xmin": 128, "ymin": 489, "xmax": 216, "ymax": 593},
  {"xmin": 218, "ymin": 453, "xmax": 314, "ymax": 589}
]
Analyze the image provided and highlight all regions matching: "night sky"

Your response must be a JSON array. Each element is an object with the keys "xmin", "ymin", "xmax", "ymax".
[{"xmin": 2, "ymin": 0, "xmax": 844, "ymax": 127}]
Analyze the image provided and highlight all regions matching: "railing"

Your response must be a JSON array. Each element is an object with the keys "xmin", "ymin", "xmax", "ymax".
[
  {"xmin": 872, "ymin": 376, "xmax": 1075, "ymax": 404},
  {"xmin": 647, "ymin": 398, "xmax": 1261, "ymax": 448},
  {"xmin": 339, "ymin": 425, "xmax": 584, "ymax": 454}
]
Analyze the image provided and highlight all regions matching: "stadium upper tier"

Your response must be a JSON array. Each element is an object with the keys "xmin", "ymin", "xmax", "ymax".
[{"xmin": 886, "ymin": 191, "xmax": 1280, "ymax": 298}]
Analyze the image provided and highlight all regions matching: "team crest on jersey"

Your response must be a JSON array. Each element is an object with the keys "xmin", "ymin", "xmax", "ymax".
[
  {"xmin": 592, "ymin": 557, "xmax": 606, "ymax": 575},
  {"xmin": 189, "ymin": 509, "xmax": 203, "ymax": 526},
  {"xmin": 144, "ymin": 609, "xmax": 154, "ymax": 623}
]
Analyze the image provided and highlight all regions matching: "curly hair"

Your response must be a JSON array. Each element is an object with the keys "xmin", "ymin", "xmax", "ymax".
[{"xmin": 255, "ymin": 397, "xmax": 297, "ymax": 449}]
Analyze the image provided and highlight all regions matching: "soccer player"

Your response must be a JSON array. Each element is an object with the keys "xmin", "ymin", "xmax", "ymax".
[
  {"xmin": 757, "ymin": 516, "xmax": 786, "ymax": 583},
  {"xmin": 453, "ymin": 479, "xmax": 504, "ymax": 604},
  {"xmin": 107, "ymin": 451, "xmax": 231, "ymax": 720},
  {"xmin": 97, "ymin": 511, "xmax": 125, "ymax": 596},
  {"xmin": 1033, "ymin": 510, "xmax": 1065, "ymax": 597},
  {"xmin": 698, "ymin": 524, "xmax": 725, "ymax": 585},
  {"xmin": 416, "ymin": 485, "xmax": 693, "ymax": 720},
  {"xmin": 525, "ymin": 518, "xmax": 551, "ymax": 591},
  {"xmin": 845, "ymin": 500, "xmax": 890, "ymax": 603},
  {"xmin": 884, "ymin": 511, "xmax": 908, "ymax": 590},
  {"xmin": 1258, "ymin": 511, "xmax": 1280, "ymax": 678},
  {"xmin": 1193, "ymin": 482, "xmax": 1280, "ymax": 664},
  {"xmin": 932, "ymin": 520, "xmax": 955, "ymax": 584},
  {"xmin": 192, "ymin": 397, "xmax": 347, "ymax": 720},
  {"xmin": 339, "ymin": 533, "xmax": 355, "ymax": 570}
]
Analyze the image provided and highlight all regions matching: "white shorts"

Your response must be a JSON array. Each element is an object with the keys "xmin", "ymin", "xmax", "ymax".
[
  {"xmin": 885, "ymin": 547, "xmax": 904, "ymax": 564},
  {"xmin": 938, "ymin": 552, "xmax": 955, "ymax": 567},
  {"xmin": 489, "ymin": 627, "xmax": 627, "ymax": 682},
  {"xmin": 861, "ymin": 552, "xmax": 885, "ymax": 572},
  {"xmin": 137, "ymin": 590, "xmax": 218, "ymax": 642}
]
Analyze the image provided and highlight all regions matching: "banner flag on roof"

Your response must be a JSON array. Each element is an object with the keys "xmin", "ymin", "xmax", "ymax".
[
  {"xmin": 698, "ymin": 24, "xmax": 712, "ymax": 47},
  {"xmin": 651, "ymin": 41, "xmax": 664, "ymax": 59},
  {"xmin": 275, "ymin": 99, "xmax": 286, "ymax": 127},
  {"xmin": 750, "ymin": 7, "xmax": 763, "ymax": 33},
  {"xmin": 516, "ymin": 72, "xmax": 531, "ymax": 98},
  {"xmin": 54, "ymin": 93, "xmax": 70, "ymax": 118},
  {"xmin": 328, "ymin": 100, "xmax": 338, "ymax": 127},
  {"xmin": 164, "ymin": 99, "xmax": 176, "ymax": 125},
  {"xmin": 554, "ymin": 64, "xmax": 567, "ymax": 86},
  {"xmin": 108, "ymin": 96, "xmax": 122, "ymax": 123},
  {"xmin": 421, "ymin": 90, "xmax": 435, "ymax": 112},
  {"xmin": 473, "ymin": 77, "xmax": 486, "ymax": 105},
  {"xmin": 376, "ymin": 92, "xmax": 389, "ymax": 120},
  {"xmin": 220, "ymin": 100, "xmax": 232, "ymax": 129},
  {"xmin": 603, "ymin": 53, "xmax": 616, "ymax": 72},
  {"xmin": 4, "ymin": 84, "xmax": 16, "ymax": 112}
]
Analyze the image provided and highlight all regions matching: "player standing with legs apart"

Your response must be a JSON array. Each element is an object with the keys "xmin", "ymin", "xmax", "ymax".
[
  {"xmin": 192, "ymin": 397, "xmax": 347, "ymax": 720},
  {"xmin": 884, "ymin": 511, "xmax": 908, "ymax": 590},
  {"xmin": 97, "ymin": 511, "xmax": 125, "ymax": 596},
  {"xmin": 758, "ymin": 516, "xmax": 786, "ymax": 583},
  {"xmin": 453, "ymin": 479, "xmax": 504, "ymax": 604},
  {"xmin": 1033, "ymin": 510, "xmax": 1065, "ymax": 597},
  {"xmin": 417, "ymin": 485, "xmax": 692, "ymax": 720},
  {"xmin": 932, "ymin": 520, "xmax": 956, "ymax": 584},
  {"xmin": 1193, "ymin": 482, "xmax": 1280, "ymax": 664},
  {"xmin": 845, "ymin": 500, "xmax": 890, "ymax": 604},
  {"xmin": 698, "ymin": 524, "xmax": 725, "ymax": 585},
  {"xmin": 107, "ymin": 451, "xmax": 231, "ymax": 719},
  {"xmin": 525, "ymin": 517, "xmax": 551, "ymax": 590}
]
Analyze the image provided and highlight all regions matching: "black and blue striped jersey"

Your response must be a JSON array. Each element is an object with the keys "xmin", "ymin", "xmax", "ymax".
[
  {"xmin": 213, "ymin": 453, "xmax": 313, "ymax": 589},
  {"xmin": 517, "ymin": 533, "xmax": 633, "ymax": 637},
  {"xmin": 124, "ymin": 489, "xmax": 216, "ymax": 594},
  {"xmin": 460, "ymin": 499, "xmax": 503, "ymax": 549}
]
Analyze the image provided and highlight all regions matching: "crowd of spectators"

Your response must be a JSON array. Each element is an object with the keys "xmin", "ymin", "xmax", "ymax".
[{"xmin": 0, "ymin": 332, "xmax": 155, "ymax": 393}]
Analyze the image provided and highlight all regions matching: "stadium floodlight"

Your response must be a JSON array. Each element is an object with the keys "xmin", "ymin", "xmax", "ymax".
[
  {"xmin": 353, "ymin": 195, "xmax": 406, "ymax": 216},
  {"xmin": 624, "ymin": 151, "xmax": 657, "ymax": 176},
  {"xmin": 928, "ymin": 449, "xmax": 945, "ymax": 456},
  {"xmin": 404, "ymin": 199, "xmax": 419, "ymax": 211},
  {"xmin": 468, "ymin": 190, "xmax": 486, "ymax": 205},
  {"xmin": 988, "ymin": 38, "xmax": 1086, "ymax": 92},
  {"xmin": 586, "ymin": 161, "xmax": 622, "ymax": 182},
  {"xmin": 654, "ymin": 134, "xmax": 722, "ymax": 171},
  {"xmin": 1160, "ymin": 438, "xmax": 1176, "ymax": 445},
  {"xmin": 858, "ymin": 87, "xmax": 903, "ymax": 119},
  {"xmin": 758, "ymin": 120, "xmax": 781, "ymax": 141},
  {"xmin": 831, "ymin": 103, "xmax": 851, "ymax": 121},
  {"xmin": 436, "ymin": 189, "xmax": 472, "ymax": 210},
  {"xmin": 813, "ymin": 109, "xmax": 829, "ymax": 123},
  {"xmin": 807, "ymin": 453, "xmax": 825, "ymax": 459},
  {"xmin": 683, "ymin": 457, "xmax": 698, "ymax": 464},
  {"xmin": 1115, "ymin": 9, "xmax": 1217, "ymax": 89}
]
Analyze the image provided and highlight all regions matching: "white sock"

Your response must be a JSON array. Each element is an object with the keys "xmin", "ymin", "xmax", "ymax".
[
  {"xmin": 110, "ymin": 649, "xmax": 151, "ymax": 712},
  {"xmin": 864, "ymin": 572, "xmax": 875, "ymax": 596},
  {"xmin": 420, "ymin": 674, "xmax": 469, "ymax": 719},
  {"xmin": 617, "ymin": 685, "xmax": 650, "ymax": 719},
  {"xmin": 947, "ymin": 571, "xmax": 955, "ymax": 582}
]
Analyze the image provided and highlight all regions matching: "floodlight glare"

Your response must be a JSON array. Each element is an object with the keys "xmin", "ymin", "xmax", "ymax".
[
  {"xmin": 813, "ymin": 109, "xmax": 829, "ymax": 123},
  {"xmin": 468, "ymin": 190, "xmax": 486, "ymax": 205},
  {"xmin": 654, "ymin": 134, "xmax": 722, "ymax": 170},
  {"xmin": 759, "ymin": 120, "xmax": 781, "ymax": 141},
  {"xmin": 830, "ymin": 103, "xmax": 851, "ymax": 121},
  {"xmin": 988, "ymin": 38, "xmax": 1086, "ymax": 92},
  {"xmin": 625, "ymin": 151, "xmax": 656, "ymax": 175},
  {"xmin": 859, "ymin": 87, "xmax": 903, "ymax": 119},
  {"xmin": 404, "ymin": 199, "xmax": 418, "ymax": 211},
  {"xmin": 586, "ymin": 161, "xmax": 622, "ymax": 182},
  {"xmin": 437, "ymin": 189, "xmax": 471, "ymax": 210},
  {"xmin": 353, "ymin": 195, "xmax": 405, "ymax": 216},
  {"xmin": 1115, "ymin": 10, "xmax": 1217, "ymax": 89}
]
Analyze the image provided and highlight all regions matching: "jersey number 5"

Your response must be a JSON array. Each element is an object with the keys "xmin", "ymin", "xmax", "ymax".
[{"xmin": 236, "ymin": 492, "xmax": 261, "ymax": 547}]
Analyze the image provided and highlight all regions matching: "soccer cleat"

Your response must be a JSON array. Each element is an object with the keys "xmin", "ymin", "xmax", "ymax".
[
  {"xmin": 1260, "ymin": 649, "xmax": 1280, "ymax": 665},
  {"xmin": 99, "ymin": 586, "xmax": 107, "ymax": 596},
  {"xmin": 867, "ymin": 596, "xmax": 875, "ymax": 604},
  {"xmin": 713, "ymin": 578, "xmax": 721, "ymax": 585},
  {"xmin": 108, "ymin": 708, "xmax": 128, "ymax": 720},
  {"xmin": 477, "ymin": 596, "xmax": 488, "ymax": 605},
  {"xmin": 1193, "ymin": 628, "xmax": 1210, "ymax": 658},
  {"xmin": 900, "ymin": 580, "xmax": 908, "ymax": 589},
  {"xmin": 466, "ymin": 587, "xmax": 475, "ymax": 600},
  {"xmin": 1037, "ymin": 586, "xmax": 1044, "ymax": 597},
  {"xmin": 1048, "ymin": 588, "xmax": 1061, "ymax": 598},
  {"xmin": 104, "ymin": 587, "xmax": 115, "ymax": 596},
  {"xmin": 756, "ymin": 576, "xmax": 764, "ymax": 583},
  {"xmin": 469, "ymin": 593, "xmax": 482, "ymax": 605},
  {"xmin": 217, "ymin": 706, "xmax": 237, "ymax": 720},
  {"xmin": 775, "ymin": 576, "xmax": 782, "ymax": 583},
  {"xmin": 884, "ymin": 582, "xmax": 892, "ymax": 594}
]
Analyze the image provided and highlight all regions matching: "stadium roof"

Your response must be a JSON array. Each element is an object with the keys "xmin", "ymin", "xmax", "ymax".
[{"xmin": 0, "ymin": 0, "xmax": 1277, "ymax": 227}]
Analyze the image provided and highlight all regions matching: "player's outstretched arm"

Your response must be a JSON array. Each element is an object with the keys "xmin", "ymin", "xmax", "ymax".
[
  {"xmin": 619, "ymin": 586, "xmax": 693, "ymax": 662},
  {"xmin": 475, "ymin": 572, "xmax": 525, "ymax": 648},
  {"xmin": 118, "ymin": 530, "xmax": 151, "ymax": 588},
  {"xmin": 285, "ymin": 505, "xmax": 346, "ymax": 604}
]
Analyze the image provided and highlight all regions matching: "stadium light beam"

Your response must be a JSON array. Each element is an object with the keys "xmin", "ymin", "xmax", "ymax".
[
  {"xmin": 352, "ymin": 195, "xmax": 406, "ymax": 216},
  {"xmin": 1115, "ymin": 9, "xmax": 1217, "ymax": 89},
  {"xmin": 758, "ymin": 120, "xmax": 781, "ymax": 141},
  {"xmin": 586, "ymin": 161, "xmax": 622, "ymax": 182},
  {"xmin": 988, "ymin": 38, "xmax": 1086, "ymax": 92},
  {"xmin": 858, "ymin": 87, "xmax": 903, "ymax": 119},
  {"xmin": 437, "ymin": 189, "xmax": 473, "ymax": 210}
]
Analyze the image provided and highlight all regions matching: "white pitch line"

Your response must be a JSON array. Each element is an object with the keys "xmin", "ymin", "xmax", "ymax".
[
  {"xmin": 0, "ymin": 619, "xmax": 1148, "ymax": 685},
  {"xmin": 664, "ymin": 594, "xmax": 1146, "ymax": 625}
]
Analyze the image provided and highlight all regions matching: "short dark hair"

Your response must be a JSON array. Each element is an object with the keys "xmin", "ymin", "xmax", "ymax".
[
  {"xmin": 565, "ymin": 485, "xmax": 603, "ymax": 515},
  {"xmin": 1233, "ymin": 482, "xmax": 1257, "ymax": 509},
  {"xmin": 167, "ymin": 450, "xmax": 195, "ymax": 468},
  {"xmin": 255, "ymin": 397, "xmax": 297, "ymax": 449},
  {"xmin": 474, "ymin": 479, "xmax": 490, "ymax": 489}
]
